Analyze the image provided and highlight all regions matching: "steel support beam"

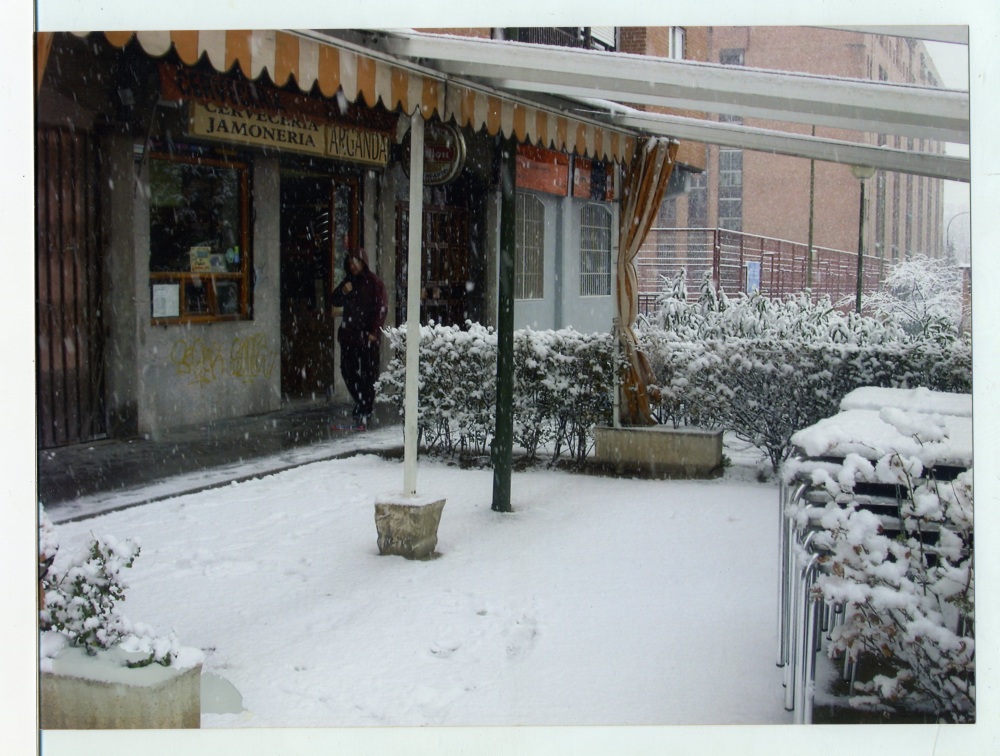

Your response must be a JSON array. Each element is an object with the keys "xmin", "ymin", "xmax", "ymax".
[{"xmin": 373, "ymin": 30, "xmax": 969, "ymax": 145}]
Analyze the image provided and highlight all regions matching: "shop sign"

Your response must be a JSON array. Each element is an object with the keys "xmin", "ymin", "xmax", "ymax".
[
  {"xmin": 326, "ymin": 124, "xmax": 390, "ymax": 166},
  {"xmin": 189, "ymin": 102, "xmax": 390, "ymax": 168},
  {"xmin": 402, "ymin": 121, "xmax": 466, "ymax": 185}
]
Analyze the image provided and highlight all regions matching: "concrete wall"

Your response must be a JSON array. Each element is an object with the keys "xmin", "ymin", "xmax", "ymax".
[{"xmin": 133, "ymin": 154, "xmax": 282, "ymax": 439}]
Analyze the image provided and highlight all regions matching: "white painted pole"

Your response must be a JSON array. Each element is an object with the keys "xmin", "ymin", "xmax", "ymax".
[
  {"xmin": 403, "ymin": 113, "xmax": 425, "ymax": 497},
  {"xmin": 611, "ymin": 169, "xmax": 622, "ymax": 429}
]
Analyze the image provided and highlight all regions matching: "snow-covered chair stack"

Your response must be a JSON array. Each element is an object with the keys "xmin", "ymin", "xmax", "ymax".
[{"xmin": 777, "ymin": 387, "xmax": 972, "ymax": 724}]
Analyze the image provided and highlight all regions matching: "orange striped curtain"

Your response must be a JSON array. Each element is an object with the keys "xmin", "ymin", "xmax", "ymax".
[
  {"xmin": 616, "ymin": 137, "xmax": 678, "ymax": 426},
  {"xmin": 36, "ymin": 32, "xmax": 54, "ymax": 93}
]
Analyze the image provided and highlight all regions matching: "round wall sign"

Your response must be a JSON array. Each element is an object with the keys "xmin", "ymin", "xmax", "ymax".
[{"xmin": 402, "ymin": 121, "xmax": 467, "ymax": 186}]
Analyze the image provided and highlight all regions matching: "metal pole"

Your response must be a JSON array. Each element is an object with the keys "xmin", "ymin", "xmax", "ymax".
[
  {"xmin": 403, "ymin": 113, "xmax": 424, "ymax": 497},
  {"xmin": 855, "ymin": 179, "xmax": 866, "ymax": 314},
  {"xmin": 806, "ymin": 143, "xmax": 816, "ymax": 290},
  {"xmin": 491, "ymin": 136, "xmax": 516, "ymax": 513}
]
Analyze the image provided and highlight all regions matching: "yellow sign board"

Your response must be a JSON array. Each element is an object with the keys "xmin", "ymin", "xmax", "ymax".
[{"xmin": 190, "ymin": 102, "xmax": 390, "ymax": 167}]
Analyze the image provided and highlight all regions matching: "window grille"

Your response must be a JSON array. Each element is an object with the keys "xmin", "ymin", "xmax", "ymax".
[
  {"xmin": 579, "ymin": 203, "xmax": 613, "ymax": 296},
  {"xmin": 515, "ymin": 192, "xmax": 545, "ymax": 299}
]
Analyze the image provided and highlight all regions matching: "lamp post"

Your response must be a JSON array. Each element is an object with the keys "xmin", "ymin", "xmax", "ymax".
[
  {"xmin": 850, "ymin": 164, "xmax": 876, "ymax": 313},
  {"xmin": 946, "ymin": 210, "xmax": 970, "ymax": 263}
]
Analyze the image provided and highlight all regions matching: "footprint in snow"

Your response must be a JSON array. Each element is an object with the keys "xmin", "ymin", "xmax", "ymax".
[
  {"xmin": 429, "ymin": 639, "xmax": 460, "ymax": 659},
  {"xmin": 505, "ymin": 615, "xmax": 539, "ymax": 660}
]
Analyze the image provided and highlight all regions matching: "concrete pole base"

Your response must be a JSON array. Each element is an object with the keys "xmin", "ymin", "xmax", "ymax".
[{"xmin": 374, "ymin": 497, "xmax": 446, "ymax": 559}]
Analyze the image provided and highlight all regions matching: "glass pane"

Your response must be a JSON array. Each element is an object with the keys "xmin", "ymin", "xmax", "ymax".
[
  {"xmin": 516, "ymin": 193, "xmax": 545, "ymax": 300},
  {"xmin": 150, "ymin": 158, "xmax": 243, "ymax": 274},
  {"xmin": 333, "ymin": 181, "xmax": 355, "ymax": 275},
  {"xmin": 184, "ymin": 280, "xmax": 210, "ymax": 314}
]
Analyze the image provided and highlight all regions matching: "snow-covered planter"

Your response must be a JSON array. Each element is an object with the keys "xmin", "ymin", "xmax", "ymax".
[{"xmin": 39, "ymin": 507, "xmax": 204, "ymax": 728}]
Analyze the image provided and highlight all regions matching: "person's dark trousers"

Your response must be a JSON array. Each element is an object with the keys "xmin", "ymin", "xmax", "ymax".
[{"xmin": 341, "ymin": 338, "xmax": 380, "ymax": 417}]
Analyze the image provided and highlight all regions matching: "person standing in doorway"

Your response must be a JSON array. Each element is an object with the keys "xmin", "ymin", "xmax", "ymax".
[{"xmin": 331, "ymin": 249, "xmax": 388, "ymax": 428}]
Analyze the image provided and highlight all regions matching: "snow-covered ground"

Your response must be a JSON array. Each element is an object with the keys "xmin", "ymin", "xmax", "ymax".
[
  {"xmin": 36, "ymin": 425, "xmax": 992, "ymax": 754},
  {"xmin": 45, "ymin": 442, "xmax": 791, "ymax": 728}
]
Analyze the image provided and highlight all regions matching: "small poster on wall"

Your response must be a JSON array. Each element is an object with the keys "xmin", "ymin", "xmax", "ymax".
[{"xmin": 152, "ymin": 283, "xmax": 180, "ymax": 318}]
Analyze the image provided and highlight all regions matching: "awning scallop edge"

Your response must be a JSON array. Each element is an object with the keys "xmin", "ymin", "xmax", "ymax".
[{"xmin": 70, "ymin": 30, "xmax": 635, "ymax": 164}]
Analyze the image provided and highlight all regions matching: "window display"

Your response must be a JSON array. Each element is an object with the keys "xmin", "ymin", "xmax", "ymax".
[{"xmin": 148, "ymin": 150, "xmax": 251, "ymax": 322}]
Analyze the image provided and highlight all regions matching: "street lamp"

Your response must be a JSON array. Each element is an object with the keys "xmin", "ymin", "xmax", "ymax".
[
  {"xmin": 946, "ymin": 210, "xmax": 970, "ymax": 263},
  {"xmin": 850, "ymin": 164, "xmax": 876, "ymax": 313}
]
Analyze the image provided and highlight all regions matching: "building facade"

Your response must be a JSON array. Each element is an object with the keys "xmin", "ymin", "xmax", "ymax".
[
  {"xmin": 35, "ymin": 30, "xmax": 642, "ymax": 447},
  {"xmin": 661, "ymin": 27, "xmax": 947, "ymax": 265}
]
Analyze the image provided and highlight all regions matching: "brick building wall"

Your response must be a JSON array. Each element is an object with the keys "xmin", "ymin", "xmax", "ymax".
[
  {"xmin": 619, "ymin": 27, "xmax": 709, "ymax": 175},
  {"xmin": 664, "ymin": 26, "xmax": 946, "ymax": 262}
]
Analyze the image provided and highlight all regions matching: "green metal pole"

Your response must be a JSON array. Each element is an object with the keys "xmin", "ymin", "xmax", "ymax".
[
  {"xmin": 492, "ymin": 136, "xmax": 516, "ymax": 513},
  {"xmin": 806, "ymin": 128, "xmax": 816, "ymax": 290},
  {"xmin": 855, "ymin": 179, "xmax": 866, "ymax": 314}
]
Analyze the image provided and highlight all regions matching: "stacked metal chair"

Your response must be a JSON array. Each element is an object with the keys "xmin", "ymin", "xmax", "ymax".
[{"xmin": 777, "ymin": 388, "xmax": 972, "ymax": 723}]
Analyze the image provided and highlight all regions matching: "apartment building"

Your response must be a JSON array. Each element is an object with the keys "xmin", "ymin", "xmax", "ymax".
[{"xmin": 661, "ymin": 27, "xmax": 948, "ymax": 264}]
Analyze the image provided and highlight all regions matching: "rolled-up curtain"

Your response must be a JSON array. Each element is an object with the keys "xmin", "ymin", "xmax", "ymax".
[
  {"xmin": 36, "ymin": 33, "xmax": 54, "ymax": 93},
  {"xmin": 616, "ymin": 137, "xmax": 678, "ymax": 425}
]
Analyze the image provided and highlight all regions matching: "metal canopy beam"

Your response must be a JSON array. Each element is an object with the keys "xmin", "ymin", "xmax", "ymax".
[
  {"xmin": 370, "ymin": 30, "xmax": 970, "ymax": 145},
  {"xmin": 597, "ymin": 107, "xmax": 969, "ymax": 182},
  {"xmin": 814, "ymin": 26, "xmax": 969, "ymax": 45}
]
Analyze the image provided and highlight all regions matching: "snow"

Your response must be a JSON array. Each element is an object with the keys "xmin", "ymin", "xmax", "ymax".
[
  {"xmin": 839, "ymin": 386, "xmax": 972, "ymax": 416},
  {"xmin": 789, "ymin": 408, "xmax": 972, "ymax": 468},
  {"xmin": 44, "ymin": 645, "xmax": 201, "ymax": 686},
  {"xmin": 45, "ymin": 446, "xmax": 791, "ymax": 728}
]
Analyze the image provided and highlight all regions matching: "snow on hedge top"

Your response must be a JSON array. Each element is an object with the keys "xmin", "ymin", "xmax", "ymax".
[
  {"xmin": 790, "ymin": 408, "xmax": 972, "ymax": 468},
  {"xmin": 839, "ymin": 387, "xmax": 971, "ymax": 417}
]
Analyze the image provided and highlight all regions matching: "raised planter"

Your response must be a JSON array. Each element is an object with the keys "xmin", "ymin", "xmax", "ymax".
[
  {"xmin": 374, "ymin": 495, "xmax": 446, "ymax": 559},
  {"xmin": 593, "ymin": 425, "xmax": 724, "ymax": 478},
  {"xmin": 41, "ymin": 646, "xmax": 202, "ymax": 729}
]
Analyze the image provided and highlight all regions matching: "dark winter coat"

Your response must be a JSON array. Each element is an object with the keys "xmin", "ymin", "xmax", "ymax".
[{"xmin": 331, "ymin": 257, "xmax": 388, "ymax": 347}]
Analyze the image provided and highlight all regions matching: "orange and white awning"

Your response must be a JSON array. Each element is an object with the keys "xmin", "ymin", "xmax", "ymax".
[{"xmin": 54, "ymin": 30, "xmax": 636, "ymax": 164}]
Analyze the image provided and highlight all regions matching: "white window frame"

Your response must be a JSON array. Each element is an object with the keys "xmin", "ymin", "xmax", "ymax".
[
  {"xmin": 515, "ymin": 191, "xmax": 545, "ymax": 300},
  {"xmin": 579, "ymin": 203, "xmax": 613, "ymax": 296},
  {"xmin": 669, "ymin": 27, "xmax": 686, "ymax": 60}
]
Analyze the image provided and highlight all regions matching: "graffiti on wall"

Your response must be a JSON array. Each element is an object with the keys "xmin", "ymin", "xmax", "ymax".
[
  {"xmin": 170, "ymin": 337, "xmax": 225, "ymax": 387},
  {"xmin": 170, "ymin": 334, "xmax": 276, "ymax": 386},
  {"xmin": 230, "ymin": 334, "xmax": 277, "ymax": 383}
]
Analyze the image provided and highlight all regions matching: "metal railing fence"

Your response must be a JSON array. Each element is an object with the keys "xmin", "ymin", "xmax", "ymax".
[{"xmin": 636, "ymin": 227, "xmax": 884, "ymax": 317}]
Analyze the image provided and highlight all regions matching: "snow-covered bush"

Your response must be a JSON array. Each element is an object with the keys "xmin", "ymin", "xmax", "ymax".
[
  {"xmin": 810, "ymin": 457, "xmax": 974, "ymax": 723},
  {"xmin": 646, "ymin": 270, "xmax": 907, "ymax": 344},
  {"xmin": 521, "ymin": 328, "xmax": 616, "ymax": 464},
  {"xmin": 39, "ymin": 506, "xmax": 185, "ymax": 669},
  {"xmin": 639, "ymin": 275, "xmax": 972, "ymax": 469},
  {"xmin": 377, "ymin": 322, "xmax": 497, "ymax": 455},
  {"xmin": 376, "ymin": 323, "xmax": 616, "ymax": 464},
  {"xmin": 861, "ymin": 254, "xmax": 966, "ymax": 340}
]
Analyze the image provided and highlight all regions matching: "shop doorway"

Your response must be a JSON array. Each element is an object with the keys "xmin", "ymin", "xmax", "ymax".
[
  {"xmin": 36, "ymin": 126, "xmax": 106, "ymax": 448},
  {"xmin": 279, "ymin": 171, "xmax": 360, "ymax": 398}
]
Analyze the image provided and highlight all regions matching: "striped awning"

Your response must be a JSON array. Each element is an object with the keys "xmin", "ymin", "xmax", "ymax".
[{"xmin": 62, "ymin": 30, "xmax": 636, "ymax": 164}]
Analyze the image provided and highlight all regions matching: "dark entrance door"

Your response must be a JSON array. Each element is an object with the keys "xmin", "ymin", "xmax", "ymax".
[
  {"xmin": 395, "ymin": 203, "xmax": 472, "ymax": 327},
  {"xmin": 279, "ymin": 172, "xmax": 360, "ymax": 398},
  {"xmin": 36, "ymin": 126, "xmax": 106, "ymax": 448}
]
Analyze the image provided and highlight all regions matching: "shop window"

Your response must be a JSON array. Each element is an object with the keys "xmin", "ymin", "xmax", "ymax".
[
  {"xmin": 515, "ymin": 192, "xmax": 545, "ymax": 300},
  {"xmin": 580, "ymin": 203, "xmax": 612, "ymax": 296},
  {"xmin": 148, "ymin": 151, "xmax": 251, "ymax": 323}
]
